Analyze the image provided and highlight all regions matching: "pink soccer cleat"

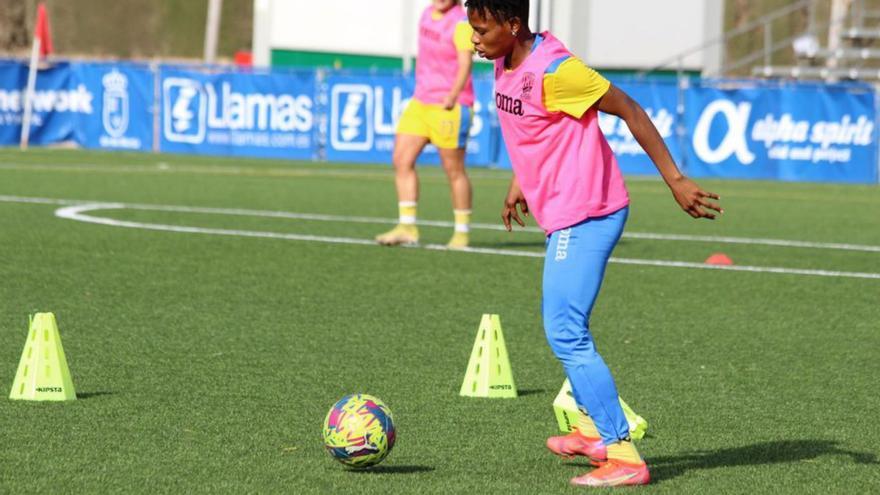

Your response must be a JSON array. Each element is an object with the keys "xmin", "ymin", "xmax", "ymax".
[
  {"xmin": 570, "ymin": 459, "xmax": 650, "ymax": 487},
  {"xmin": 546, "ymin": 430, "xmax": 608, "ymax": 465}
]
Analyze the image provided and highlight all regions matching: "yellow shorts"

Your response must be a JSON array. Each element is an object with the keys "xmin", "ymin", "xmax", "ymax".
[{"xmin": 396, "ymin": 99, "xmax": 473, "ymax": 150}]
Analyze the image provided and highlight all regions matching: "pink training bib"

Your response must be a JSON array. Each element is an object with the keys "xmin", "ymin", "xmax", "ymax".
[
  {"xmin": 494, "ymin": 33, "xmax": 629, "ymax": 234},
  {"xmin": 414, "ymin": 5, "xmax": 475, "ymax": 107}
]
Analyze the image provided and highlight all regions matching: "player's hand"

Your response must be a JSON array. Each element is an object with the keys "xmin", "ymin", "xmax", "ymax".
[
  {"xmin": 668, "ymin": 176, "xmax": 723, "ymax": 219},
  {"xmin": 441, "ymin": 94, "xmax": 457, "ymax": 110},
  {"xmin": 501, "ymin": 188, "xmax": 529, "ymax": 231}
]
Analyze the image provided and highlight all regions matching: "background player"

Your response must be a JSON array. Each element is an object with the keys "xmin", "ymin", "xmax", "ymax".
[{"xmin": 376, "ymin": 0, "xmax": 476, "ymax": 249}]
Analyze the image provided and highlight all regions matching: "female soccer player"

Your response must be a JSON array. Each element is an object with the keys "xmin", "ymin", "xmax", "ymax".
[
  {"xmin": 466, "ymin": 0, "xmax": 723, "ymax": 488},
  {"xmin": 375, "ymin": 0, "xmax": 476, "ymax": 249}
]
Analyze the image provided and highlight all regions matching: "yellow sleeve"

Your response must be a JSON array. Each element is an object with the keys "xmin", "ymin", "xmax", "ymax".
[
  {"xmin": 453, "ymin": 21, "xmax": 475, "ymax": 52},
  {"xmin": 543, "ymin": 57, "xmax": 611, "ymax": 118}
]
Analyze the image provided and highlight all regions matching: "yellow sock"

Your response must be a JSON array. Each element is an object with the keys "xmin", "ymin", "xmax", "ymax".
[
  {"xmin": 606, "ymin": 440, "xmax": 643, "ymax": 465},
  {"xmin": 575, "ymin": 410, "xmax": 601, "ymax": 438},
  {"xmin": 453, "ymin": 209, "xmax": 471, "ymax": 233},
  {"xmin": 399, "ymin": 201, "xmax": 417, "ymax": 225}
]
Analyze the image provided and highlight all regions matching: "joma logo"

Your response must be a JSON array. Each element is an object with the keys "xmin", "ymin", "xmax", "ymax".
[{"xmin": 495, "ymin": 92, "xmax": 524, "ymax": 116}]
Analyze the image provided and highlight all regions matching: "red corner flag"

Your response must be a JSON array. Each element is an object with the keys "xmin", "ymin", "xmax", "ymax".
[{"xmin": 34, "ymin": 3, "xmax": 53, "ymax": 56}]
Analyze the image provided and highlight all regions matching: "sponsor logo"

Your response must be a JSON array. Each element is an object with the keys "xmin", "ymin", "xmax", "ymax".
[
  {"xmin": 330, "ymin": 84, "xmax": 406, "ymax": 152},
  {"xmin": 328, "ymin": 82, "xmax": 485, "ymax": 154},
  {"xmin": 555, "ymin": 228, "xmax": 572, "ymax": 261},
  {"xmin": 693, "ymin": 98, "xmax": 875, "ymax": 165},
  {"xmin": 163, "ymin": 77, "xmax": 313, "ymax": 147},
  {"xmin": 495, "ymin": 92, "xmax": 523, "ymax": 116},
  {"xmin": 419, "ymin": 26, "xmax": 442, "ymax": 43},
  {"xmin": 599, "ymin": 107, "xmax": 675, "ymax": 157},
  {"xmin": 331, "ymin": 84, "xmax": 373, "ymax": 150},
  {"xmin": 36, "ymin": 387, "xmax": 62, "ymax": 393},
  {"xmin": 0, "ymin": 84, "xmax": 93, "ymax": 126},
  {"xmin": 692, "ymin": 99, "xmax": 756, "ymax": 165},
  {"xmin": 164, "ymin": 78, "xmax": 206, "ymax": 144}
]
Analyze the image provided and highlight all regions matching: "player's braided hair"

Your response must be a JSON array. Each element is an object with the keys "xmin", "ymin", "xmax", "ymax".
[{"xmin": 464, "ymin": 0, "xmax": 530, "ymax": 24}]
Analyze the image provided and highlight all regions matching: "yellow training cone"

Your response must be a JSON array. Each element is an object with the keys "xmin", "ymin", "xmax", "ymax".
[
  {"xmin": 553, "ymin": 379, "xmax": 647, "ymax": 439},
  {"xmin": 9, "ymin": 313, "xmax": 77, "ymax": 401},
  {"xmin": 459, "ymin": 314, "xmax": 517, "ymax": 399}
]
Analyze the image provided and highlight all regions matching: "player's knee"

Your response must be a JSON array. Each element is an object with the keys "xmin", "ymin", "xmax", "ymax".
[
  {"xmin": 440, "ymin": 159, "xmax": 466, "ymax": 179},
  {"xmin": 543, "ymin": 321, "xmax": 597, "ymax": 362},
  {"xmin": 392, "ymin": 151, "xmax": 415, "ymax": 172}
]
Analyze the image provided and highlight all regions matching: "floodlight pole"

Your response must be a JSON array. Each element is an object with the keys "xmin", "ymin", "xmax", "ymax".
[{"xmin": 204, "ymin": 0, "xmax": 223, "ymax": 65}]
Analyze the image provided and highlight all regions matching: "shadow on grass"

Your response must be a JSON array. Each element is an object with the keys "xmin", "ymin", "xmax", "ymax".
[
  {"xmin": 348, "ymin": 465, "xmax": 434, "ymax": 474},
  {"xmin": 77, "ymin": 391, "xmax": 115, "ymax": 399},
  {"xmin": 516, "ymin": 389, "xmax": 548, "ymax": 397},
  {"xmin": 649, "ymin": 440, "xmax": 878, "ymax": 483}
]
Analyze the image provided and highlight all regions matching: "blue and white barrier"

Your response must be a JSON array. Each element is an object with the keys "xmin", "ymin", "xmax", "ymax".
[{"xmin": 0, "ymin": 60, "xmax": 877, "ymax": 184}]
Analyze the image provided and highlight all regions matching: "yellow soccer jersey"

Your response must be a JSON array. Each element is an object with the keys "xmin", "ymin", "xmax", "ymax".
[
  {"xmin": 543, "ymin": 57, "xmax": 611, "ymax": 118},
  {"xmin": 453, "ymin": 21, "xmax": 474, "ymax": 51},
  {"xmin": 430, "ymin": 10, "xmax": 474, "ymax": 52}
]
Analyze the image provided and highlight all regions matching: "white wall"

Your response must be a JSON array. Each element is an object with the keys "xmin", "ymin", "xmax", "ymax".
[
  {"xmin": 546, "ymin": 0, "xmax": 725, "ymax": 72},
  {"xmin": 254, "ymin": 0, "xmax": 725, "ymax": 73},
  {"xmin": 253, "ymin": 0, "xmax": 432, "ymax": 66},
  {"xmin": 272, "ymin": 0, "xmax": 421, "ymax": 56}
]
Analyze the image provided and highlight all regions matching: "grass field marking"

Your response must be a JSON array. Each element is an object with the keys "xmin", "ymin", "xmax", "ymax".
[
  {"xmin": 3, "ymin": 194, "xmax": 880, "ymax": 253},
  {"xmin": 54, "ymin": 203, "xmax": 380, "ymax": 248},
  {"xmin": 621, "ymin": 232, "xmax": 880, "ymax": 253},
  {"xmin": 50, "ymin": 203, "xmax": 880, "ymax": 281},
  {"xmin": 424, "ymin": 244, "xmax": 880, "ymax": 280},
  {"xmin": 0, "ymin": 162, "xmax": 511, "ymax": 183},
  {"xmin": 0, "ymin": 195, "xmax": 77, "ymax": 206},
  {"xmin": 126, "ymin": 204, "xmax": 880, "ymax": 253},
  {"xmin": 1, "ymin": 163, "xmax": 878, "ymax": 205}
]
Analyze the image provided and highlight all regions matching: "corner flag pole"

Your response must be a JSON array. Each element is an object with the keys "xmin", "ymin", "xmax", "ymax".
[
  {"xmin": 19, "ymin": 37, "xmax": 40, "ymax": 150},
  {"xmin": 21, "ymin": 3, "xmax": 52, "ymax": 150}
]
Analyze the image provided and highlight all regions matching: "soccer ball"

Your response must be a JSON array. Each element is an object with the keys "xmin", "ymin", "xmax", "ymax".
[{"xmin": 322, "ymin": 394, "xmax": 396, "ymax": 468}]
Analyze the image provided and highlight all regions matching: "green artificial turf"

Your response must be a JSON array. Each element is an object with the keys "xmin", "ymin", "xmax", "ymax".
[{"xmin": 0, "ymin": 149, "xmax": 878, "ymax": 493}]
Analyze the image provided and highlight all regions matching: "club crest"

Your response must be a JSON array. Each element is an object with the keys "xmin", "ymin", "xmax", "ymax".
[{"xmin": 521, "ymin": 72, "xmax": 536, "ymax": 100}]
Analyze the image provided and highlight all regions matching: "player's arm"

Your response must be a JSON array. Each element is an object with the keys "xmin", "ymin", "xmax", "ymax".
[
  {"xmin": 443, "ymin": 21, "xmax": 476, "ymax": 110},
  {"xmin": 595, "ymin": 86, "xmax": 722, "ymax": 220},
  {"xmin": 501, "ymin": 175, "xmax": 529, "ymax": 231}
]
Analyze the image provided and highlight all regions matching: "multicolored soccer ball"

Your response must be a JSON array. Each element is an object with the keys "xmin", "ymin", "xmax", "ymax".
[{"xmin": 322, "ymin": 394, "xmax": 396, "ymax": 468}]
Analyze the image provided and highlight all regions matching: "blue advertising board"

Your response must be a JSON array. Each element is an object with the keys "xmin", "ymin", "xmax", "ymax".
[
  {"xmin": 159, "ymin": 66, "xmax": 316, "ymax": 159},
  {"xmin": 0, "ymin": 61, "xmax": 88, "ymax": 146},
  {"xmin": 1, "ymin": 58, "xmax": 878, "ymax": 184},
  {"xmin": 685, "ymin": 81, "xmax": 878, "ymax": 184},
  {"xmin": 600, "ymin": 79, "xmax": 681, "ymax": 176},
  {"xmin": 322, "ymin": 72, "xmax": 495, "ymax": 166},
  {"xmin": 72, "ymin": 63, "xmax": 154, "ymax": 152}
]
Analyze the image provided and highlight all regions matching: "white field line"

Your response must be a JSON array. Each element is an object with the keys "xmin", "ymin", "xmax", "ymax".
[
  {"xmin": 0, "ymin": 161, "xmax": 667, "ymax": 183},
  {"xmin": 49, "ymin": 203, "xmax": 880, "ymax": 281},
  {"xmin": 0, "ymin": 162, "xmax": 512, "ymax": 182},
  {"xmin": 3, "ymin": 194, "xmax": 879, "ymax": 253}
]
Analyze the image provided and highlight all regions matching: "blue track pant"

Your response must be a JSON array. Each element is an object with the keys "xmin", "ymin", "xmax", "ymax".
[{"xmin": 542, "ymin": 207, "xmax": 630, "ymax": 444}]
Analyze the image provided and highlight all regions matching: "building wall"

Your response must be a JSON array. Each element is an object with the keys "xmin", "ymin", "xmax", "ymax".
[
  {"xmin": 566, "ymin": 0, "xmax": 724, "ymax": 72},
  {"xmin": 256, "ymin": 0, "xmax": 724, "ymax": 73}
]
